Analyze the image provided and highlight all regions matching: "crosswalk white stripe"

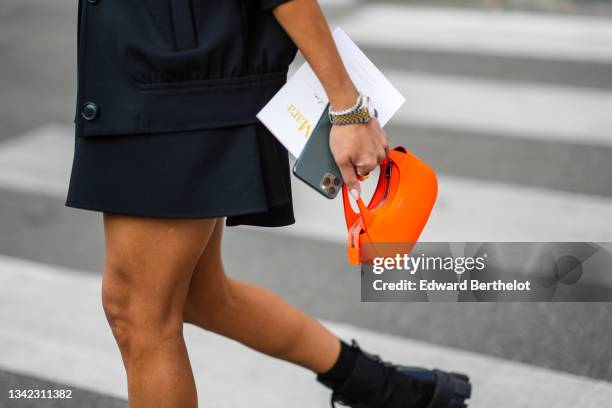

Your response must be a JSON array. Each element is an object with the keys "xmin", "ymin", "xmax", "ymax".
[
  {"xmin": 388, "ymin": 70, "xmax": 612, "ymax": 147},
  {"xmin": 336, "ymin": 4, "xmax": 612, "ymax": 63},
  {"xmin": 1, "ymin": 254, "xmax": 611, "ymax": 407}
]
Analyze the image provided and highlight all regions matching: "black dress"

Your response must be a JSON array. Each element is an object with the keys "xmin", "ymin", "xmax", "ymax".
[{"xmin": 66, "ymin": 0, "xmax": 298, "ymax": 227}]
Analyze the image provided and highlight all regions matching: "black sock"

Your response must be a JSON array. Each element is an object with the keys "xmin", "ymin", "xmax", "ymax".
[{"xmin": 316, "ymin": 340, "xmax": 359, "ymax": 390}]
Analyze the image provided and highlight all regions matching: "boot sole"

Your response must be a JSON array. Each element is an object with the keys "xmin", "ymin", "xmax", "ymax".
[{"xmin": 430, "ymin": 369, "xmax": 472, "ymax": 408}]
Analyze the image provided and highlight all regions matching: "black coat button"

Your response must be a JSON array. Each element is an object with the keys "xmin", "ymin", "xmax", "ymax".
[
  {"xmin": 81, "ymin": 102, "xmax": 99, "ymax": 121},
  {"xmin": 87, "ymin": 0, "xmax": 99, "ymax": 4}
]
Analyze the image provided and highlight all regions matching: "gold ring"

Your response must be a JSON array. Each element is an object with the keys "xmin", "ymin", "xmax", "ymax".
[{"xmin": 356, "ymin": 169, "xmax": 371, "ymax": 180}]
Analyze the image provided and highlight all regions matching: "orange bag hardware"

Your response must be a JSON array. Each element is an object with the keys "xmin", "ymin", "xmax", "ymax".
[{"xmin": 342, "ymin": 146, "xmax": 438, "ymax": 265}]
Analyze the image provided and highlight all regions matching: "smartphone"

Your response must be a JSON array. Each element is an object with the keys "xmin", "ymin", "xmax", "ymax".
[{"xmin": 293, "ymin": 105, "xmax": 343, "ymax": 199}]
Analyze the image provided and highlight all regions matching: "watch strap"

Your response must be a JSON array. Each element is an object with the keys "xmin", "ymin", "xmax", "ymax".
[
  {"xmin": 330, "ymin": 108, "xmax": 373, "ymax": 126},
  {"xmin": 329, "ymin": 94, "xmax": 375, "ymax": 126}
]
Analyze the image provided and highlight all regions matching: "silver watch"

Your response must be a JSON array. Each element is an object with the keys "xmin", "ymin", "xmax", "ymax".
[{"xmin": 329, "ymin": 94, "xmax": 378, "ymax": 126}]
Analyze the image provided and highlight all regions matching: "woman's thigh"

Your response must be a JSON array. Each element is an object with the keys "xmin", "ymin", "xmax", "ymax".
[{"xmin": 102, "ymin": 213, "xmax": 218, "ymax": 337}]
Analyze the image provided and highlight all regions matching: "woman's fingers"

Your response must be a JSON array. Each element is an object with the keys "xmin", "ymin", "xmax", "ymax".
[
  {"xmin": 329, "ymin": 119, "xmax": 390, "ymax": 200},
  {"xmin": 336, "ymin": 156, "xmax": 361, "ymax": 199},
  {"xmin": 353, "ymin": 155, "xmax": 379, "ymax": 176}
]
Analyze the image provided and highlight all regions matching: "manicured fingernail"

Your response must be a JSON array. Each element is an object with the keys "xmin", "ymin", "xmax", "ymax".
[{"xmin": 350, "ymin": 189, "xmax": 360, "ymax": 200}]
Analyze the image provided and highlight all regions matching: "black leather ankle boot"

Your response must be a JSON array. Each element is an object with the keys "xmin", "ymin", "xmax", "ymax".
[{"xmin": 317, "ymin": 340, "xmax": 472, "ymax": 408}]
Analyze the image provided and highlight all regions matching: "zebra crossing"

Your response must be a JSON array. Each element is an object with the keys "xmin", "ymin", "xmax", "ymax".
[{"xmin": 1, "ymin": 1, "xmax": 612, "ymax": 407}]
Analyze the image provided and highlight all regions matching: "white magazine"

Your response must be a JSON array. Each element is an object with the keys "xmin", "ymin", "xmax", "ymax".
[{"xmin": 257, "ymin": 27, "xmax": 406, "ymax": 159}]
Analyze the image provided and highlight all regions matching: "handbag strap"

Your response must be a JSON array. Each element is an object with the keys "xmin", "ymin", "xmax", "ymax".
[
  {"xmin": 342, "ymin": 184, "xmax": 375, "ymax": 233},
  {"xmin": 341, "ymin": 147, "xmax": 407, "ymax": 233}
]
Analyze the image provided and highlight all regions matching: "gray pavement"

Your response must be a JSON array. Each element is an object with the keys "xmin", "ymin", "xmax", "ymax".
[
  {"xmin": 1, "ymin": 0, "xmax": 612, "ymax": 406},
  {"xmin": 361, "ymin": 45, "xmax": 612, "ymax": 89}
]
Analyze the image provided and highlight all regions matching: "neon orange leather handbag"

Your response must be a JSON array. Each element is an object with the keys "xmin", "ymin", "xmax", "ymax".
[{"xmin": 342, "ymin": 146, "xmax": 438, "ymax": 264}]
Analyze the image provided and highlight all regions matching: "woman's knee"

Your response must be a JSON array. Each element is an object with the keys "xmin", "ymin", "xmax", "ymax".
[
  {"xmin": 102, "ymin": 262, "xmax": 184, "ymax": 353},
  {"xmin": 100, "ymin": 215, "xmax": 217, "ymax": 353}
]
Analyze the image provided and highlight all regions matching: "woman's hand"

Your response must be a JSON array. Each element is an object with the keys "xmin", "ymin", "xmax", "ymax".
[{"xmin": 330, "ymin": 118, "xmax": 389, "ymax": 199}]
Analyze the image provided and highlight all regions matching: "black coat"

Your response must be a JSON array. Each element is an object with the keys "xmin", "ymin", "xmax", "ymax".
[{"xmin": 75, "ymin": 0, "xmax": 297, "ymax": 138}]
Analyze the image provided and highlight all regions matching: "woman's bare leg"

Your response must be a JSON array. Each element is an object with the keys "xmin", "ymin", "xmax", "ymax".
[
  {"xmin": 102, "ymin": 213, "xmax": 217, "ymax": 408},
  {"xmin": 183, "ymin": 219, "xmax": 341, "ymax": 374}
]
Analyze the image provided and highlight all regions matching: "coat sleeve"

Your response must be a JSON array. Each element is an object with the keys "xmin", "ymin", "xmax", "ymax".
[{"xmin": 259, "ymin": 0, "xmax": 293, "ymax": 11}]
